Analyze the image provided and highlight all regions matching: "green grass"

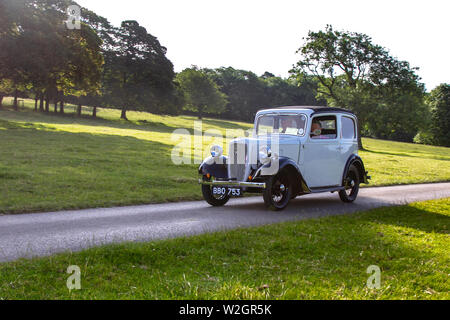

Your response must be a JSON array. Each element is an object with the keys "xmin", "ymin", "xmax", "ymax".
[
  {"xmin": 0, "ymin": 97, "xmax": 449, "ymax": 214},
  {"xmin": 0, "ymin": 198, "xmax": 448, "ymax": 299},
  {"xmin": 359, "ymin": 138, "xmax": 450, "ymax": 186}
]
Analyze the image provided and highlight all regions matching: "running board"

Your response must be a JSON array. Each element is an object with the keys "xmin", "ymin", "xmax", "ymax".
[{"xmin": 309, "ymin": 186, "xmax": 345, "ymax": 193}]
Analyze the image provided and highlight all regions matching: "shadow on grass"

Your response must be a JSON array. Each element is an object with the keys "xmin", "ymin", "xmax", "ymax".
[
  {"xmin": 0, "ymin": 119, "xmax": 201, "ymax": 214},
  {"xmin": 0, "ymin": 106, "xmax": 249, "ymax": 137},
  {"xmin": 0, "ymin": 107, "xmax": 186, "ymax": 135},
  {"xmin": 360, "ymin": 204, "xmax": 449, "ymax": 235}
]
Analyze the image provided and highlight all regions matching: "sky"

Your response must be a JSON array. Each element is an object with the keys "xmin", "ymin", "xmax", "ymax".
[{"xmin": 76, "ymin": 0, "xmax": 449, "ymax": 91}]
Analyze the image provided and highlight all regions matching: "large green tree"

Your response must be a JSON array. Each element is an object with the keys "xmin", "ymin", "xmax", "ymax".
[
  {"xmin": 262, "ymin": 73, "xmax": 325, "ymax": 109},
  {"xmin": 176, "ymin": 67, "xmax": 227, "ymax": 119},
  {"xmin": 204, "ymin": 67, "xmax": 266, "ymax": 121},
  {"xmin": 428, "ymin": 84, "xmax": 450, "ymax": 147},
  {"xmin": 291, "ymin": 25, "xmax": 425, "ymax": 147},
  {"xmin": 202, "ymin": 67, "xmax": 324, "ymax": 122},
  {"xmin": 0, "ymin": 0, "xmax": 103, "ymax": 112},
  {"xmin": 103, "ymin": 20, "xmax": 175, "ymax": 120}
]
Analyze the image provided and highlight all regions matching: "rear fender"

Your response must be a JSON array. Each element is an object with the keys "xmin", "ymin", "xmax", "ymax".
[{"xmin": 343, "ymin": 155, "xmax": 370, "ymax": 184}]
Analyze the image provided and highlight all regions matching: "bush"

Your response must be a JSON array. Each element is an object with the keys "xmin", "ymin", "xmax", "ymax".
[{"xmin": 413, "ymin": 130, "xmax": 435, "ymax": 145}]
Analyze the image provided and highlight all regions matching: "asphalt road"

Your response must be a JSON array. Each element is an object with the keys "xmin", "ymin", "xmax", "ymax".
[{"xmin": 0, "ymin": 182, "xmax": 449, "ymax": 262}]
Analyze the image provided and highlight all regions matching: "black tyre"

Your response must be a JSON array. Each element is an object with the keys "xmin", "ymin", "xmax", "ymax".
[
  {"xmin": 339, "ymin": 165, "xmax": 360, "ymax": 202},
  {"xmin": 202, "ymin": 185, "xmax": 230, "ymax": 206},
  {"xmin": 263, "ymin": 171, "xmax": 293, "ymax": 211}
]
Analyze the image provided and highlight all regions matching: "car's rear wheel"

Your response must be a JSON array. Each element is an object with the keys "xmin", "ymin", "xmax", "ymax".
[
  {"xmin": 263, "ymin": 171, "xmax": 293, "ymax": 211},
  {"xmin": 339, "ymin": 165, "xmax": 360, "ymax": 202},
  {"xmin": 202, "ymin": 185, "xmax": 230, "ymax": 206}
]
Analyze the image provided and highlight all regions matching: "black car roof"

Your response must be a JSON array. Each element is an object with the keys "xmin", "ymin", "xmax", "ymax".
[{"xmin": 273, "ymin": 106, "xmax": 355, "ymax": 115}]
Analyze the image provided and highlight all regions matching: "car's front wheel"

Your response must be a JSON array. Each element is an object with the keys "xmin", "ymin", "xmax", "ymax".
[
  {"xmin": 339, "ymin": 165, "xmax": 360, "ymax": 202},
  {"xmin": 263, "ymin": 171, "xmax": 293, "ymax": 211},
  {"xmin": 202, "ymin": 185, "xmax": 230, "ymax": 206}
]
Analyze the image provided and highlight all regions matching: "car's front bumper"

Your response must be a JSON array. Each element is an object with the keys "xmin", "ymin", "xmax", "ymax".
[{"xmin": 198, "ymin": 178, "xmax": 266, "ymax": 189}]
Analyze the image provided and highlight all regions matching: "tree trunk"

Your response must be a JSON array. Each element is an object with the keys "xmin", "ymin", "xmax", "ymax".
[
  {"xmin": 92, "ymin": 106, "xmax": 97, "ymax": 118},
  {"xmin": 357, "ymin": 118, "xmax": 364, "ymax": 150},
  {"xmin": 198, "ymin": 106, "xmax": 203, "ymax": 119},
  {"xmin": 13, "ymin": 89, "xmax": 18, "ymax": 111},
  {"xmin": 59, "ymin": 100, "xmax": 64, "ymax": 114},
  {"xmin": 39, "ymin": 94, "xmax": 44, "ymax": 111},
  {"xmin": 53, "ymin": 92, "xmax": 59, "ymax": 113},
  {"xmin": 77, "ymin": 104, "xmax": 82, "ymax": 116},
  {"xmin": 357, "ymin": 134, "xmax": 363, "ymax": 150},
  {"xmin": 0, "ymin": 95, "xmax": 3, "ymax": 109},
  {"xmin": 45, "ymin": 96, "xmax": 49, "ymax": 113},
  {"xmin": 120, "ymin": 107, "xmax": 128, "ymax": 120},
  {"xmin": 34, "ymin": 95, "xmax": 38, "ymax": 111}
]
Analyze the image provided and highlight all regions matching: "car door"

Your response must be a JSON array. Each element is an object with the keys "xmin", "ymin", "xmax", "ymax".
[
  {"xmin": 339, "ymin": 115, "xmax": 358, "ymax": 176},
  {"xmin": 299, "ymin": 114, "xmax": 342, "ymax": 188}
]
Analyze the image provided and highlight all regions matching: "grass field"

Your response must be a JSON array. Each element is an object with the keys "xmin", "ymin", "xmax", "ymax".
[
  {"xmin": 0, "ymin": 198, "xmax": 448, "ymax": 299},
  {"xmin": 0, "ymin": 97, "xmax": 449, "ymax": 214}
]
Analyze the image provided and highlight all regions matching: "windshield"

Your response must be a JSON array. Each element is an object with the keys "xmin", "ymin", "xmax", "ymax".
[{"xmin": 256, "ymin": 114, "xmax": 307, "ymax": 136}]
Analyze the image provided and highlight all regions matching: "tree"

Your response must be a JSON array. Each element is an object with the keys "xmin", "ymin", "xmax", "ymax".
[
  {"xmin": 261, "ymin": 71, "xmax": 275, "ymax": 79},
  {"xmin": 263, "ymin": 75, "xmax": 325, "ymax": 109},
  {"xmin": 291, "ymin": 25, "xmax": 425, "ymax": 148},
  {"xmin": 427, "ymin": 84, "xmax": 450, "ymax": 147},
  {"xmin": 103, "ymin": 20, "xmax": 175, "ymax": 120},
  {"xmin": 203, "ymin": 67, "xmax": 265, "ymax": 121},
  {"xmin": 0, "ymin": 0, "xmax": 36, "ymax": 110},
  {"xmin": 0, "ymin": 0, "xmax": 103, "ymax": 112},
  {"xmin": 61, "ymin": 21, "xmax": 104, "ymax": 107},
  {"xmin": 176, "ymin": 67, "xmax": 227, "ymax": 119}
]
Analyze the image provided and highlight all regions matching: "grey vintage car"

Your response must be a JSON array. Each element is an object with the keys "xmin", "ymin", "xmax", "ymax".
[{"xmin": 198, "ymin": 106, "xmax": 370, "ymax": 210}]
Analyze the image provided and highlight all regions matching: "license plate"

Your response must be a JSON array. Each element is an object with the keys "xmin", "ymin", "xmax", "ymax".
[{"xmin": 212, "ymin": 186, "xmax": 242, "ymax": 197}]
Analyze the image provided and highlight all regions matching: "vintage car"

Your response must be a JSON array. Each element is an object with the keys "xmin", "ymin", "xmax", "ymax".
[{"xmin": 198, "ymin": 106, "xmax": 370, "ymax": 210}]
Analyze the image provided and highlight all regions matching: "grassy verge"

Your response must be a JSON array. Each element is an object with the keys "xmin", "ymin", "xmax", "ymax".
[
  {"xmin": 0, "ymin": 198, "xmax": 448, "ymax": 299},
  {"xmin": 0, "ymin": 98, "xmax": 449, "ymax": 214}
]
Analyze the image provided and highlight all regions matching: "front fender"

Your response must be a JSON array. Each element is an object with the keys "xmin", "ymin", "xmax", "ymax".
[
  {"xmin": 256, "ymin": 156, "xmax": 310, "ymax": 193},
  {"xmin": 198, "ymin": 156, "xmax": 228, "ymax": 179}
]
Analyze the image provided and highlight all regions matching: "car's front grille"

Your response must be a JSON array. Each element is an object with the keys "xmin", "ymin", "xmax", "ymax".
[
  {"xmin": 228, "ymin": 141, "xmax": 248, "ymax": 182},
  {"xmin": 229, "ymin": 163, "xmax": 246, "ymax": 181}
]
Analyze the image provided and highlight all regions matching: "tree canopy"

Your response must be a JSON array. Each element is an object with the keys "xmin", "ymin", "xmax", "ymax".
[
  {"xmin": 176, "ymin": 67, "xmax": 227, "ymax": 119},
  {"xmin": 0, "ymin": 0, "xmax": 104, "ymax": 110},
  {"xmin": 428, "ymin": 84, "xmax": 450, "ymax": 147},
  {"xmin": 291, "ymin": 25, "xmax": 426, "ymax": 147},
  {"xmin": 102, "ymin": 20, "xmax": 175, "ymax": 119}
]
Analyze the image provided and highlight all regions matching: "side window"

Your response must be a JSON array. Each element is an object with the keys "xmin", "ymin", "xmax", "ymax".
[
  {"xmin": 310, "ymin": 116, "xmax": 337, "ymax": 139},
  {"xmin": 341, "ymin": 116, "xmax": 356, "ymax": 139}
]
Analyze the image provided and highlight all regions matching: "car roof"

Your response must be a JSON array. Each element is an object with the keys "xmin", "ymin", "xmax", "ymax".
[{"xmin": 257, "ymin": 106, "xmax": 355, "ymax": 116}]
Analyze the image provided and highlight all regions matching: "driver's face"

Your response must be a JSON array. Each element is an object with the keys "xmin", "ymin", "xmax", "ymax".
[
  {"xmin": 281, "ymin": 119, "xmax": 290, "ymax": 129},
  {"xmin": 311, "ymin": 123, "xmax": 321, "ymax": 132}
]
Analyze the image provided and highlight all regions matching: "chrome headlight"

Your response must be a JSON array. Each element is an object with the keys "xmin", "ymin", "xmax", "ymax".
[
  {"xmin": 210, "ymin": 145, "xmax": 223, "ymax": 158},
  {"xmin": 259, "ymin": 147, "xmax": 272, "ymax": 165}
]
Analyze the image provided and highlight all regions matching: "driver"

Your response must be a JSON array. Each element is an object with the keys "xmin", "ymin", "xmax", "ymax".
[{"xmin": 310, "ymin": 121, "xmax": 323, "ymax": 138}]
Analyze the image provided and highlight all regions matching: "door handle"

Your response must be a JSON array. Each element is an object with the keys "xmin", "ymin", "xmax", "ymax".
[{"xmin": 337, "ymin": 146, "xmax": 343, "ymax": 150}]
